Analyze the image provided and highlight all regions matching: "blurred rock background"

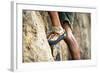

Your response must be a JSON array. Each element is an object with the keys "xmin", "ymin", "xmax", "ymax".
[{"xmin": 23, "ymin": 10, "xmax": 91, "ymax": 62}]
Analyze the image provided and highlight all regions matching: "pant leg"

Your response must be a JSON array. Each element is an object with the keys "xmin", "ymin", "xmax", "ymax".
[{"xmin": 58, "ymin": 12, "xmax": 74, "ymax": 29}]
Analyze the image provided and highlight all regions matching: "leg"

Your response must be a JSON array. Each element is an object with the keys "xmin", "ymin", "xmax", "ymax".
[
  {"xmin": 48, "ymin": 11, "xmax": 64, "ymax": 35},
  {"xmin": 48, "ymin": 11, "xmax": 62, "ymax": 27},
  {"xmin": 62, "ymin": 22, "xmax": 80, "ymax": 60}
]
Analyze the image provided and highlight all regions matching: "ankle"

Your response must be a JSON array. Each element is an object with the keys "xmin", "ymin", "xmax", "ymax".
[{"xmin": 52, "ymin": 26, "xmax": 65, "ymax": 35}]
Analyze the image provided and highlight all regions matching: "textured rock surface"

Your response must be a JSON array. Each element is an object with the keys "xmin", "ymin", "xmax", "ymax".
[
  {"xmin": 23, "ymin": 10, "xmax": 91, "ymax": 62},
  {"xmin": 23, "ymin": 11, "xmax": 54, "ymax": 62}
]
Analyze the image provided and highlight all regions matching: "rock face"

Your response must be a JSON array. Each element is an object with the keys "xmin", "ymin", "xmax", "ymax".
[
  {"xmin": 23, "ymin": 10, "xmax": 91, "ymax": 62},
  {"xmin": 23, "ymin": 11, "xmax": 54, "ymax": 62}
]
